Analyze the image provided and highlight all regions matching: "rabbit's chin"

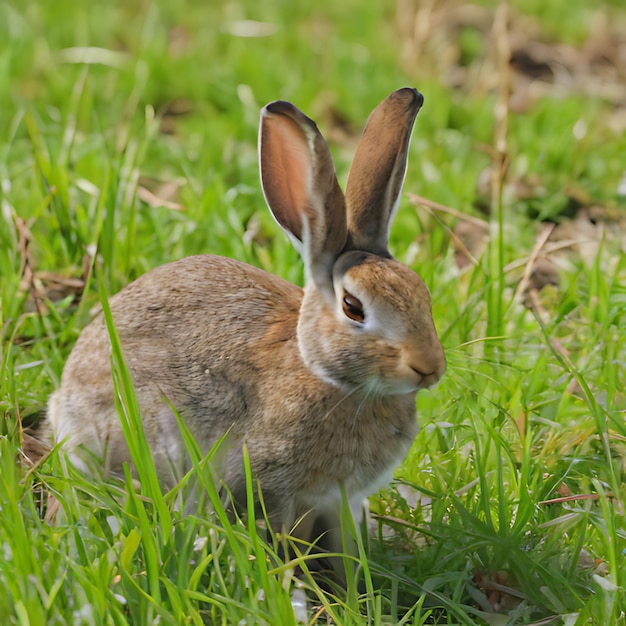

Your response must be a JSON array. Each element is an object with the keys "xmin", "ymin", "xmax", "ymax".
[{"xmin": 361, "ymin": 373, "xmax": 430, "ymax": 396}]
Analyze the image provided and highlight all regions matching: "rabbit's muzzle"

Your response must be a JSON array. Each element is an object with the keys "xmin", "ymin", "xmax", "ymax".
[
  {"xmin": 407, "ymin": 352, "xmax": 446, "ymax": 390},
  {"xmin": 396, "ymin": 337, "xmax": 446, "ymax": 393}
]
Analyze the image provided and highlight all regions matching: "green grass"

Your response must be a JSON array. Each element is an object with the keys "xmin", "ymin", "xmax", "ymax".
[{"xmin": 2, "ymin": 0, "xmax": 625, "ymax": 623}]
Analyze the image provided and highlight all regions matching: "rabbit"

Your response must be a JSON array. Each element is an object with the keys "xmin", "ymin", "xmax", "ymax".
[{"xmin": 46, "ymin": 87, "xmax": 446, "ymax": 549}]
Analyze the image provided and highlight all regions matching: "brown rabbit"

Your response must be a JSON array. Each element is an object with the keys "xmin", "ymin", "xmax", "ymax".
[{"xmin": 46, "ymin": 87, "xmax": 445, "ymax": 547}]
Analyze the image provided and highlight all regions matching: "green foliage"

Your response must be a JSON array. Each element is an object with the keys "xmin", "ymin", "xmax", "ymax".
[{"xmin": 2, "ymin": 0, "xmax": 625, "ymax": 623}]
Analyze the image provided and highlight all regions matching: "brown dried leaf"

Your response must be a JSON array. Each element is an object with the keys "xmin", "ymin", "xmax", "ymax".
[{"xmin": 137, "ymin": 184, "xmax": 185, "ymax": 211}]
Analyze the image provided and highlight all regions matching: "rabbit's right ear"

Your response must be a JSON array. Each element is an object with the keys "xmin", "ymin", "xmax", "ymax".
[
  {"xmin": 259, "ymin": 101, "xmax": 347, "ymax": 299},
  {"xmin": 344, "ymin": 88, "xmax": 423, "ymax": 257}
]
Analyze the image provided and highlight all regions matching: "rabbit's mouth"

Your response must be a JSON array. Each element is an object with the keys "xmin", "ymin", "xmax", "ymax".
[
  {"xmin": 408, "ymin": 364, "xmax": 444, "ymax": 391},
  {"xmin": 358, "ymin": 363, "xmax": 443, "ymax": 396},
  {"xmin": 387, "ymin": 353, "xmax": 446, "ymax": 394},
  {"xmin": 380, "ymin": 370, "xmax": 436, "ymax": 395}
]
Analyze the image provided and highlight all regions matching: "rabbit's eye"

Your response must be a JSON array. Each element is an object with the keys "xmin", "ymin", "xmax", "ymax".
[{"xmin": 342, "ymin": 291, "xmax": 365, "ymax": 323}]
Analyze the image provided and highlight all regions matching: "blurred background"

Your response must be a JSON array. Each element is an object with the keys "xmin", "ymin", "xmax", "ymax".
[{"xmin": 3, "ymin": 0, "xmax": 625, "ymax": 272}]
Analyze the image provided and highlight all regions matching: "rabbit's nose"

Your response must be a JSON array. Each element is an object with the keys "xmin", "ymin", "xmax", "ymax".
[{"xmin": 408, "ymin": 346, "xmax": 446, "ymax": 389}]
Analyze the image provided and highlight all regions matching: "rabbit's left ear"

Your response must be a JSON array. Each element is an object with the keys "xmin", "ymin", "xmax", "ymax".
[
  {"xmin": 259, "ymin": 101, "xmax": 347, "ymax": 297},
  {"xmin": 344, "ymin": 88, "xmax": 423, "ymax": 257}
]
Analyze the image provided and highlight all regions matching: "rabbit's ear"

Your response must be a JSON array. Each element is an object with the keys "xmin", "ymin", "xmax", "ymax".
[
  {"xmin": 344, "ymin": 88, "xmax": 423, "ymax": 257},
  {"xmin": 260, "ymin": 101, "xmax": 347, "ymax": 296}
]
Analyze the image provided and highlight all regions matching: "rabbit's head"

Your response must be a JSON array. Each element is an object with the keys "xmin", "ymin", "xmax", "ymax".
[{"xmin": 259, "ymin": 88, "xmax": 445, "ymax": 396}]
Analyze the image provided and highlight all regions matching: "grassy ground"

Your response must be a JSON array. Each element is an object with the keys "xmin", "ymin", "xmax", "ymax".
[{"xmin": 2, "ymin": 0, "xmax": 625, "ymax": 623}]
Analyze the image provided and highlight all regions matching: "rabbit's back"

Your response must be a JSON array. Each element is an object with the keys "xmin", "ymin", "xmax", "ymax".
[{"xmin": 48, "ymin": 255, "xmax": 303, "ymax": 478}]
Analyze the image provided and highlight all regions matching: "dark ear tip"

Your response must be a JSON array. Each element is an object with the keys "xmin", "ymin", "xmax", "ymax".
[
  {"xmin": 261, "ymin": 100, "xmax": 320, "ymax": 135},
  {"xmin": 394, "ymin": 87, "xmax": 424, "ymax": 110},
  {"xmin": 262, "ymin": 100, "xmax": 299, "ymax": 118}
]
